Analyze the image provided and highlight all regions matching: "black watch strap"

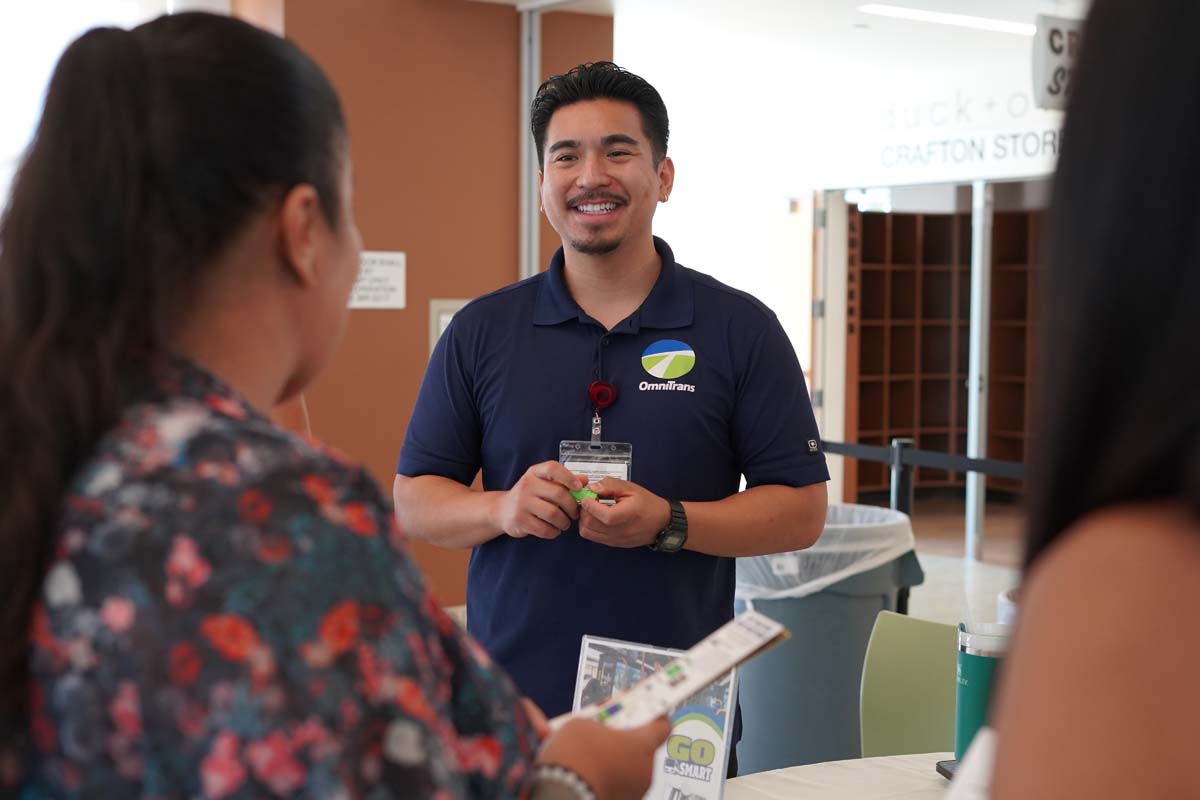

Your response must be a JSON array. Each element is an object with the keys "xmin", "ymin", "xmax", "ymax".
[{"xmin": 651, "ymin": 499, "xmax": 688, "ymax": 553}]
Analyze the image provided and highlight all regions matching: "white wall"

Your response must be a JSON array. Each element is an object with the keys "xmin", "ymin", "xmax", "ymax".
[
  {"xmin": 0, "ymin": 1, "xmax": 231, "ymax": 213},
  {"xmin": 613, "ymin": 0, "xmax": 1079, "ymax": 381}
]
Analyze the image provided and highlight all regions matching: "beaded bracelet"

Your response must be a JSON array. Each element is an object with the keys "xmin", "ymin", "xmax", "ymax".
[{"xmin": 528, "ymin": 763, "xmax": 598, "ymax": 800}]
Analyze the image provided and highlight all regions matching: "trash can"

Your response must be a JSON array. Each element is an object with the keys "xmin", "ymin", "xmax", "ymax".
[{"xmin": 733, "ymin": 503, "xmax": 924, "ymax": 774}]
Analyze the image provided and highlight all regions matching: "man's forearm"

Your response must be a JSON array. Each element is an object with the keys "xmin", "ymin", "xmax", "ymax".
[
  {"xmin": 683, "ymin": 482, "xmax": 827, "ymax": 557},
  {"xmin": 393, "ymin": 474, "xmax": 503, "ymax": 549}
]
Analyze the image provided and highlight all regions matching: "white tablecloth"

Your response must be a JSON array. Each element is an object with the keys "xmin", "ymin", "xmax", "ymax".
[{"xmin": 726, "ymin": 752, "xmax": 953, "ymax": 800}]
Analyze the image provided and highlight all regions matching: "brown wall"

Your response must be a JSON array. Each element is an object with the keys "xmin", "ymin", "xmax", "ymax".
[
  {"xmin": 538, "ymin": 12, "xmax": 615, "ymax": 267},
  {"xmin": 283, "ymin": 1, "xmax": 611, "ymax": 604},
  {"xmin": 231, "ymin": 0, "xmax": 284, "ymax": 33}
]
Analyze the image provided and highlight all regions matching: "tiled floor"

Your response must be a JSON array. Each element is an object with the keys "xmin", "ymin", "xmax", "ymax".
[
  {"xmin": 907, "ymin": 553, "xmax": 1019, "ymax": 626},
  {"xmin": 905, "ymin": 493, "xmax": 1024, "ymax": 625},
  {"xmin": 907, "ymin": 494, "xmax": 1026, "ymax": 568}
]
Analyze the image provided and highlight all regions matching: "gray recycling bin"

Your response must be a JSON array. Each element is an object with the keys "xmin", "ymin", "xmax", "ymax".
[{"xmin": 733, "ymin": 504, "xmax": 925, "ymax": 775}]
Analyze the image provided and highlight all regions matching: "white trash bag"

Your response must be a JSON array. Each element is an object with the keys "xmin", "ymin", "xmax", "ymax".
[{"xmin": 736, "ymin": 503, "xmax": 915, "ymax": 601}]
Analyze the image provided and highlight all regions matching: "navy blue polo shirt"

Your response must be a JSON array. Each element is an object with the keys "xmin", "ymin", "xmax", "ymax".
[{"xmin": 397, "ymin": 237, "xmax": 827, "ymax": 720}]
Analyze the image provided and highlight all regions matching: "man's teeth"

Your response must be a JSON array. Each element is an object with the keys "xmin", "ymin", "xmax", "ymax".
[{"xmin": 576, "ymin": 202, "xmax": 617, "ymax": 214}]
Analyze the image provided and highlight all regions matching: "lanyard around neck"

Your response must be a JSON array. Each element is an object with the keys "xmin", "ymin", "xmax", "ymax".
[{"xmin": 588, "ymin": 380, "xmax": 616, "ymax": 442}]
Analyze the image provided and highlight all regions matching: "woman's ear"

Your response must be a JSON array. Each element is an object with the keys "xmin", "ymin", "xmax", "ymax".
[{"xmin": 277, "ymin": 184, "xmax": 323, "ymax": 287}]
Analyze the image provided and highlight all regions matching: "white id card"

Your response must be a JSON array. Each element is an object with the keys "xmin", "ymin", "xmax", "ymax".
[{"xmin": 559, "ymin": 440, "xmax": 633, "ymax": 484}]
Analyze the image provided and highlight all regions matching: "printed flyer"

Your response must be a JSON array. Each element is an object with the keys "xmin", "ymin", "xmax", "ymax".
[{"xmin": 573, "ymin": 637, "xmax": 737, "ymax": 800}]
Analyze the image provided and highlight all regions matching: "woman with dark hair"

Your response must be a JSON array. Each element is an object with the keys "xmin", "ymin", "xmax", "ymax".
[
  {"xmin": 0, "ymin": 12, "xmax": 666, "ymax": 798},
  {"xmin": 980, "ymin": 0, "xmax": 1200, "ymax": 795}
]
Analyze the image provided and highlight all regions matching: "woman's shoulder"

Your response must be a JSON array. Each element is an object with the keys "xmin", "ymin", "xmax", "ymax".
[
  {"xmin": 1026, "ymin": 502, "xmax": 1200, "ymax": 610},
  {"xmin": 84, "ymin": 389, "xmax": 379, "ymax": 501},
  {"xmin": 1016, "ymin": 502, "xmax": 1200, "ymax": 673},
  {"xmin": 62, "ymin": 392, "xmax": 399, "ymax": 586},
  {"xmin": 990, "ymin": 502, "xmax": 1200, "ymax": 798}
]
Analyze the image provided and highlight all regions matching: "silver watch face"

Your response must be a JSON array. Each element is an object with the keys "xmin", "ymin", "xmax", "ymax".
[{"xmin": 659, "ymin": 529, "xmax": 686, "ymax": 551}]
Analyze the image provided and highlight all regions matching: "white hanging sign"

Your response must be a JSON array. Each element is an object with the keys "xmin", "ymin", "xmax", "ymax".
[
  {"xmin": 1032, "ymin": 14, "xmax": 1084, "ymax": 111},
  {"xmin": 350, "ymin": 251, "xmax": 406, "ymax": 309}
]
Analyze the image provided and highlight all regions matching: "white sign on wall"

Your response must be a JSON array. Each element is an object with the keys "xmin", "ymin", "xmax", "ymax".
[
  {"xmin": 350, "ymin": 251, "xmax": 406, "ymax": 309},
  {"xmin": 1032, "ymin": 14, "xmax": 1084, "ymax": 110},
  {"xmin": 428, "ymin": 298, "xmax": 469, "ymax": 355}
]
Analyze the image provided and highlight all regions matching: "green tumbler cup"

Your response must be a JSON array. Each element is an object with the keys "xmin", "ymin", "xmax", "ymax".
[{"xmin": 954, "ymin": 622, "xmax": 1011, "ymax": 759}]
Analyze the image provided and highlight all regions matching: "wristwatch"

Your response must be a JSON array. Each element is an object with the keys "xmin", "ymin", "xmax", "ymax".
[{"xmin": 650, "ymin": 499, "xmax": 688, "ymax": 553}]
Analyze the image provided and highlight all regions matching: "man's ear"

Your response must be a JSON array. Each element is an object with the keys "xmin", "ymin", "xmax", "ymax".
[{"xmin": 657, "ymin": 156, "xmax": 675, "ymax": 202}]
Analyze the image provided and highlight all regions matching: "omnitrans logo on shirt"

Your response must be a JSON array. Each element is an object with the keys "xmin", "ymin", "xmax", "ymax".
[{"xmin": 640, "ymin": 339, "xmax": 696, "ymax": 392}]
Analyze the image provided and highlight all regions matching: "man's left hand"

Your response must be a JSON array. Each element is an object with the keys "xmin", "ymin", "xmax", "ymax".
[{"xmin": 578, "ymin": 479, "xmax": 672, "ymax": 549}]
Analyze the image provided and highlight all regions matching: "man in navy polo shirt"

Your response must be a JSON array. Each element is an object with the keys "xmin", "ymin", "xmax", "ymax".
[{"xmin": 393, "ymin": 62, "xmax": 828, "ymax": 768}]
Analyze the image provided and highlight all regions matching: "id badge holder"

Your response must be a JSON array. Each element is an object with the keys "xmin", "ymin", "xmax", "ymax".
[{"xmin": 559, "ymin": 440, "xmax": 632, "ymax": 505}]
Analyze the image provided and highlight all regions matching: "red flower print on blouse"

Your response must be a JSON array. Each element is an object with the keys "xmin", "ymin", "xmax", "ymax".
[
  {"xmin": 319, "ymin": 601, "xmax": 361, "ymax": 656},
  {"xmin": 25, "ymin": 358, "xmax": 539, "ymax": 796},
  {"xmin": 456, "ymin": 735, "xmax": 502, "ymax": 779},
  {"xmin": 30, "ymin": 605, "xmax": 67, "ymax": 671},
  {"xmin": 302, "ymin": 475, "xmax": 336, "ymax": 506},
  {"xmin": 290, "ymin": 717, "xmax": 334, "ymax": 759},
  {"xmin": 355, "ymin": 644, "xmax": 383, "ymax": 701},
  {"xmin": 237, "ymin": 489, "xmax": 273, "ymax": 523},
  {"xmin": 109, "ymin": 681, "xmax": 142, "ymax": 738},
  {"xmin": 134, "ymin": 426, "xmax": 160, "ymax": 450},
  {"xmin": 200, "ymin": 731, "xmax": 246, "ymax": 799},
  {"xmin": 100, "ymin": 597, "xmax": 136, "ymax": 634},
  {"xmin": 166, "ymin": 535, "xmax": 212, "ymax": 608},
  {"xmin": 166, "ymin": 535, "xmax": 211, "ymax": 589},
  {"xmin": 256, "ymin": 533, "xmax": 292, "ymax": 563},
  {"xmin": 205, "ymin": 394, "xmax": 247, "ymax": 420},
  {"xmin": 199, "ymin": 614, "xmax": 262, "ymax": 663},
  {"xmin": 343, "ymin": 503, "xmax": 378, "ymax": 537},
  {"xmin": 195, "ymin": 460, "xmax": 240, "ymax": 486},
  {"xmin": 301, "ymin": 601, "xmax": 362, "ymax": 669},
  {"xmin": 406, "ymin": 631, "xmax": 434, "ymax": 678},
  {"xmin": 168, "ymin": 641, "xmax": 202, "ymax": 685},
  {"xmin": 246, "ymin": 731, "xmax": 306, "ymax": 795},
  {"xmin": 394, "ymin": 677, "xmax": 438, "ymax": 725},
  {"xmin": 361, "ymin": 604, "xmax": 389, "ymax": 638},
  {"xmin": 29, "ymin": 683, "xmax": 57, "ymax": 753}
]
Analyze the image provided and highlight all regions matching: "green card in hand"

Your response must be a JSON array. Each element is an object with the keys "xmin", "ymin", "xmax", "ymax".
[{"xmin": 570, "ymin": 488, "xmax": 598, "ymax": 502}]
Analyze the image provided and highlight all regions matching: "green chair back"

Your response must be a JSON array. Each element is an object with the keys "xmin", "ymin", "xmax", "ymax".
[{"xmin": 859, "ymin": 610, "xmax": 957, "ymax": 757}]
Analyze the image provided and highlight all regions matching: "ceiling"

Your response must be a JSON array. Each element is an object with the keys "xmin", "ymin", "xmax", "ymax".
[
  {"xmin": 469, "ymin": 0, "xmax": 1088, "ymax": 25},
  {"xmin": 469, "ymin": 0, "xmax": 615, "ymax": 16}
]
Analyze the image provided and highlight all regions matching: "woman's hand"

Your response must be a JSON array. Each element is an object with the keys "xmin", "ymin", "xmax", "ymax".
[{"xmin": 535, "ymin": 716, "xmax": 671, "ymax": 799}]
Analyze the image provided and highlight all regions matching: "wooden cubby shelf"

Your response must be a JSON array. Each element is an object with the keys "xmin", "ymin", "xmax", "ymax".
[{"xmin": 844, "ymin": 208, "xmax": 1042, "ymax": 501}]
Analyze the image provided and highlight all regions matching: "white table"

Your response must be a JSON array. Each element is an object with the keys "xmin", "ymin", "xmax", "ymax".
[{"xmin": 726, "ymin": 752, "xmax": 953, "ymax": 800}]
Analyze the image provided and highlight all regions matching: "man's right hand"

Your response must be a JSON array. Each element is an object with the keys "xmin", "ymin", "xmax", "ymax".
[{"xmin": 492, "ymin": 461, "xmax": 588, "ymax": 540}]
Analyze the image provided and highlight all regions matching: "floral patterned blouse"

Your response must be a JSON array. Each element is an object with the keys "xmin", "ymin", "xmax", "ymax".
[{"xmin": 21, "ymin": 358, "xmax": 539, "ymax": 798}]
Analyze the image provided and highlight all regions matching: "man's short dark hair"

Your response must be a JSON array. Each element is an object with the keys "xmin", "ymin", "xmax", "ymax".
[{"xmin": 531, "ymin": 61, "xmax": 669, "ymax": 166}]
